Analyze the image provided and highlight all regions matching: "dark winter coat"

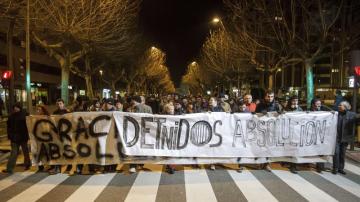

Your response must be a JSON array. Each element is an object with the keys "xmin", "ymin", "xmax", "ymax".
[
  {"xmin": 337, "ymin": 111, "xmax": 357, "ymax": 143},
  {"xmin": 7, "ymin": 110, "xmax": 29, "ymax": 143},
  {"xmin": 255, "ymin": 101, "xmax": 282, "ymax": 113}
]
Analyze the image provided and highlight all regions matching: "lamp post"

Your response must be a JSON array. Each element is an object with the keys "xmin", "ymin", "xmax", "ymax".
[
  {"xmin": 26, "ymin": 0, "xmax": 31, "ymax": 112},
  {"xmin": 274, "ymin": 68, "xmax": 282, "ymax": 95}
]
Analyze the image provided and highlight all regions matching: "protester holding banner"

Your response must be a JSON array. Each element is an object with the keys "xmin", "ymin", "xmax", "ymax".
[
  {"xmin": 35, "ymin": 104, "xmax": 50, "ymax": 172},
  {"xmin": 48, "ymin": 98, "xmax": 70, "ymax": 175},
  {"xmin": 332, "ymin": 101, "xmax": 357, "ymax": 175},
  {"xmin": 164, "ymin": 102, "xmax": 177, "ymax": 174},
  {"xmin": 255, "ymin": 90, "xmax": 283, "ymax": 172},
  {"xmin": 103, "ymin": 98, "xmax": 117, "ymax": 173},
  {"xmin": 208, "ymin": 97, "xmax": 224, "ymax": 170},
  {"xmin": 2, "ymin": 103, "xmax": 30, "ymax": 174},
  {"xmin": 128, "ymin": 95, "xmax": 152, "ymax": 173},
  {"xmin": 311, "ymin": 98, "xmax": 327, "ymax": 173},
  {"xmin": 285, "ymin": 96, "xmax": 303, "ymax": 174}
]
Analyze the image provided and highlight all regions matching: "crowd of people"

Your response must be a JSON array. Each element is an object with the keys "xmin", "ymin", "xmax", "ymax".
[{"xmin": 2, "ymin": 90, "xmax": 358, "ymax": 176}]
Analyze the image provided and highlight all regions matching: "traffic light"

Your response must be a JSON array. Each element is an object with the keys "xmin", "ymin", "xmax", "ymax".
[
  {"xmin": 355, "ymin": 66, "xmax": 360, "ymax": 76},
  {"xmin": 1, "ymin": 70, "xmax": 12, "ymax": 88}
]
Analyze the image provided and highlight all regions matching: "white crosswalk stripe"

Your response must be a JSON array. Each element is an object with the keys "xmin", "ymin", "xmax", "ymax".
[
  {"xmin": 345, "ymin": 162, "xmax": 360, "ymax": 174},
  {"xmin": 317, "ymin": 171, "xmax": 360, "ymax": 198},
  {"xmin": 8, "ymin": 173, "xmax": 69, "ymax": 202},
  {"xmin": 0, "ymin": 162, "xmax": 359, "ymax": 202},
  {"xmin": 65, "ymin": 173, "xmax": 116, "ymax": 202},
  {"xmin": 272, "ymin": 170, "xmax": 338, "ymax": 202},
  {"xmin": 184, "ymin": 169, "xmax": 217, "ymax": 202},
  {"xmin": 124, "ymin": 171, "xmax": 162, "ymax": 202},
  {"xmin": 0, "ymin": 172, "xmax": 33, "ymax": 192},
  {"xmin": 228, "ymin": 170, "xmax": 278, "ymax": 202}
]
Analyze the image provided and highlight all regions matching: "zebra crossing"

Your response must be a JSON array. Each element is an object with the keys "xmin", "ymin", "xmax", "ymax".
[{"xmin": 0, "ymin": 162, "xmax": 359, "ymax": 202}]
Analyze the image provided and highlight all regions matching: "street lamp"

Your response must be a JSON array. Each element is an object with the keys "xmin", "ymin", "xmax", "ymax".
[
  {"xmin": 191, "ymin": 61, "xmax": 197, "ymax": 66},
  {"xmin": 274, "ymin": 68, "xmax": 282, "ymax": 94},
  {"xmin": 99, "ymin": 70, "xmax": 103, "ymax": 76},
  {"xmin": 212, "ymin": 17, "xmax": 220, "ymax": 23}
]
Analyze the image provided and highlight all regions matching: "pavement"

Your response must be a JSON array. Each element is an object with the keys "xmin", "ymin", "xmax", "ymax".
[{"xmin": 0, "ymin": 162, "xmax": 359, "ymax": 201}]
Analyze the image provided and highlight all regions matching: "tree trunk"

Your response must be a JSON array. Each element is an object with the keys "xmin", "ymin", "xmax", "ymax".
[
  {"xmin": 268, "ymin": 72, "xmax": 274, "ymax": 90},
  {"xmin": 61, "ymin": 52, "xmax": 70, "ymax": 105},
  {"xmin": 126, "ymin": 83, "xmax": 131, "ymax": 94},
  {"xmin": 7, "ymin": 18, "xmax": 15, "ymax": 113},
  {"xmin": 305, "ymin": 59, "xmax": 314, "ymax": 108},
  {"xmin": 84, "ymin": 55, "xmax": 94, "ymax": 98},
  {"xmin": 111, "ymin": 81, "xmax": 116, "ymax": 98},
  {"xmin": 85, "ymin": 75, "xmax": 94, "ymax": 99}
]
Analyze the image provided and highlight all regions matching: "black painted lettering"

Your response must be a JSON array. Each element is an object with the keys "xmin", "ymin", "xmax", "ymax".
[
  {"xmin": 177, "ymin": 119, "xmax": 190, "ymax": 149},
  {"xmin": 63, "ymin": 144, "xmax": 76, "ymax": 159},
  {"xmin": 257, "ymin": 120, "xmax": 266, "ymax": 147},
  {"xmin": 33, "ymin": 119, "xmax": 57, "ymax": 142},
  {"xmin": 58, "ymin": 118, "xmax": 72, "ymax": 142},
  {"xmin": 141, "ymin": 117, "xmax": 154, "ymax": 149},
  {"xmin": 154, "ymin": 118, "xmax": 166, "ymax": 149},
  {"xmin": 123, "ymin": 116, "xmax": 140, "ymax": 147},
  {"xmin": 233, "ymin": 120, "xmax": 246, "ymax": 147},
  {"xmin": 89, "ymin": 115, "xmax": 111, "ymax": 138},
  {"xmin": 77, "ymin": 143, "xmax": 91, "ymax": 157},
  {"xmin": 190, "ymin": 121, "xmax": 212, "ymax": 146},
  {"xmin": 74, "ymin": 117, "xmax": 87, "ymax": 141},
  {"xmin": 96, "ymin": 139, "xmax": 113, "ymax": 159},
  {"xmin": 48, "ymin": 143, "xmax": 60, "ymax": 159},
  {"xmin": 210, "ymin": 120, "xmax": 222, "ymax": 147}
]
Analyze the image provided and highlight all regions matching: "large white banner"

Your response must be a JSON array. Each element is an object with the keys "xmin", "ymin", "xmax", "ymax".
[
  {"xmin": 114, "ymin": 111, "xmax": 337, "ymax": 157},
  {"xmin": 27, "ymin": 111, "xmax": 337, "ymax": 165}
]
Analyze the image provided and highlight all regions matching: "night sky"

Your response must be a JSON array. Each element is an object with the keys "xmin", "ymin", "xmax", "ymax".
[{"xmin": 139, "ymin": 0, "xmax": 224, "ymax": 87}]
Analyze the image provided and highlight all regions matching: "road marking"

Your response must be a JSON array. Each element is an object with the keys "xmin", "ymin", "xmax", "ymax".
[
  {"xmin": 124, "ymin": 171, "xmax": 162, "ymax": 202},
  {"xmin": 228, "ymin": 170, "xmax": 278, "ymax": 202},
  {"xmin": 317, "ymin": 171, "xmax": 360, "ymax": 198},
  {"xmin": 65, "ymin": 173, "xmax": 116, "ymax": 202},
  {"xmin": 345, "ymin": 162, "xmax": 360, "ymax": 174},
  {"xmin": 184, "ymin": 169, "xmax": 217, "ymax": 202},
  {"xmin": 273, "ymin": 170, "xmax": 337, "ymax": 202},
  {"xmin": 0, "ymin": 172, "xmax": 33, "ymax": 192},
  {"xmin": 8, "ymin": 173, "xmax": 69, "ymax": 202}
]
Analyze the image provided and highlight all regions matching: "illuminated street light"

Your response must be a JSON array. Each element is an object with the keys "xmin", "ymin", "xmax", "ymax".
[
  {"xmin": 191, "ymin": 61, "xmax": 197, "ymax": 66},
  {"xmin": 212, "ymin": 17, "xmax": 220, "ymax": 23},
  {"xmin": 99, "ymin": 70, "xmax": 103, "ymax": 76}
]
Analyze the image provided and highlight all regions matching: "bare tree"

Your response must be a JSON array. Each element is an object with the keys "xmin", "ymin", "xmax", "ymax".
[
  {"xmin": 31, "ymin": 0, "xmax": 140, "ymax": 103},
  {"xmin": 131, "ymin": 47, "xmax": 175, "ymax": 94},
  {"xmin": 199, "ymin": 28, "xmax": 255, "ymax": 94},
  {"xmin": 225, "ymin": 0, "xmax": 343, "ymax": 106},
  {"xmin": 182, "ymin": 62, "xmax": 211, "ymax": 94}
]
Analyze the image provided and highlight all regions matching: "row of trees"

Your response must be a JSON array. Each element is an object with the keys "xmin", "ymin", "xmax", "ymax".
[
  {"xmin": 183, "ymin": 0, "xmax": 360, "ymax": 106},
  {"xmin": 0, "ymin": 0, "xmax": 175, "ymax": 105}
]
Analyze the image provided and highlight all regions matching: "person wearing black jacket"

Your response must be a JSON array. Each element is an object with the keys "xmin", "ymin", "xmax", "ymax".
[
  {"xmin": 2, "ymin": 103, "xmax": 30, "ymax": 173},
  {"xmin": 255, "ymin": 90, "xmax": 282, "ymax": 172},
  {"xmin": 332, "ymin": 101, "xmax": 357, "ymax": 175},
  {"xmin": 310, "ymin": 98, "xmax": 327, "ymax": 173},
  {"xmin": 285, "ymin": 96, "xmax": 303, "ymax": 174}
]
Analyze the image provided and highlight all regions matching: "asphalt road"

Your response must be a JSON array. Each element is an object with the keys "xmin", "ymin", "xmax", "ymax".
[{"xmin": 0, "ymin": 162, "xmax": 359, "ymax": 202}]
